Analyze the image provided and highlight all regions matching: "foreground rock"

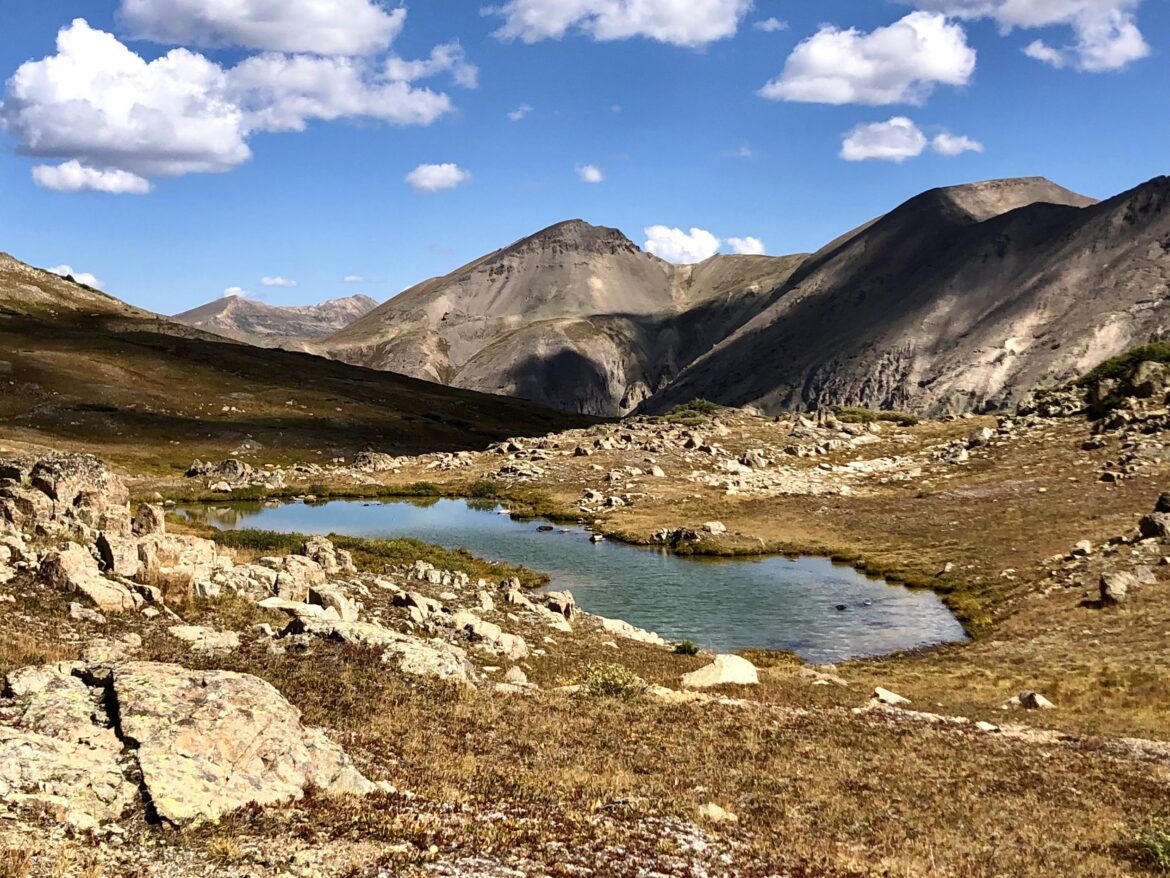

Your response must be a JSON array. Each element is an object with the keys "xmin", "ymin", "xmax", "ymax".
[
  {"xmin": 681, "ymin": 655, "xmax": 759, "ymax": 689},
  {"xmin": 0, "ymin": 661, "xmax": 374, "ymax": 828}
]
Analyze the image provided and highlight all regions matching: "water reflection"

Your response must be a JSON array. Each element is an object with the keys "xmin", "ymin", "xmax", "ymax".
[{"xmin": 183, "ymin": 498, "xmax": 967, "ymax": 663}]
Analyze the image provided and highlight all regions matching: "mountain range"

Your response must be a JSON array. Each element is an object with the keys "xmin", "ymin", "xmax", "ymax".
[
  {"xmin": 14, "ymin": 172, "xmax": 1170, "ymax": 426},
  {"xmin": 172, "ymin": 294, "xmax": 379, "ymax": 347}
]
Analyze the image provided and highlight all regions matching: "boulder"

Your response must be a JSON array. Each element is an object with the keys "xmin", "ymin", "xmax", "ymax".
[
  {"xmin": 95, "ymin": 532, "xmax": 142, "ymax": 578},
  {"xmin": 1100, "ymin": 570, "xmax": 1136, "ymax": 605},
  {"xmin": 1128, "ymin": 361, "xmax": 1170, "ymax": 398},
  {"xmin": 308, "ymin": 584, "xmax": 359, "ymax": 622},
  {"xmin": 29, "ymin": 455, "xmax": 130, "ymax": 534},
  {"xmin": 1140, "ymin": 513, "xmax": 1170, "ymax": 540},
  {"xmin": 167, "ymin": 625, "xmax": 241, "ymax": 654},
  {"xmin": 41, "ymin": 544, "xmax": 140, "ymax": 612},
  {"xmin": 1003, "ymin": 691, "xmax": 1055, "ymax": 710},
  {"xmin": 137, "ymin": 534, "xmax": 227, "ymax": 601},
  {"xmin": 283, "ymin": 618, "xmax": 476, "ymax": 684},
  {"xmin": 111, "ymin": 662, "xmax": 372, "ymax": 824},
  {"xmin": 597, "ymin": 616, "xmax": 666, "ymax": 646},
  {"xmin": 544, "ymin": 590, "xmax": 577, "ymax": 620},
  {"xmin": 873, "ymin": 686, "xmax": 911, "ymax": 706},
  {"xmin": 271, "ymin": 555, "xmax": 327, "ymax": 602},
  {"xmin": 132, "ymin": 503, "xmax": 166, "ymax": 537},
  {"xmin": 681, "ymin": 655, "xmax": 758, "ymax": 689},
  {"xmin": 302, "ymin": 536, "xmax": 356, "ymax": 576}
]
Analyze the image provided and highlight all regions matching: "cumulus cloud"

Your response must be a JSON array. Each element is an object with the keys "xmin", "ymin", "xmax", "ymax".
[
  {"xmin": 491, "ymin": 0, "xmax": 752, "ymax": 47},
  {"xmin": 727, "ymin": 236, "xmax": 766, "ymax": 255},
  {"xmin": 932, "ymin": 131, "xmax": 984, "ymax": 155},
  {"xmin": 760, "ymin": 12, "xmax": 976, "ymax": 105},
  {"xmin": 0, "ymin": 18, "xmax": 470, "ymax": 192},
  {"xmin": 575, "ymin": 163, "xmax": 605, "ymax": 183},
  {"xmin": 643, "ymin": 226, "xmax": 722, "ymax": 264},
  {"xmin": 48, "ymin": 264, "xmax": 104, "ymax": 289},
  {"xmin": 405, "ymin": 163, "xmax": 471, "ymax": 193},
  {"xmin": 260, "ymin": 276, "xmax": 298, "ymax": 287},
  {"xmin": 33, "ymin": 160, "xmax": 152, "ymax": 194},
  {"xmin": 508, "ymin": 104, "xmax": 533, "ymax": 121},
  {"xmin": 907, "ymin": 0, "xmax": 1150, "ymax": 71},
  {"xmin": 841, "ymin": 117, "xmax": 985, "ymax": 161},
  {"xmin": 117, "ymin": 0, "xmax": 406, "ymax": 55},
  {"xmin": 753, "ymin": 18, "xmax": 789, "ymax": 33},
  {"xmin": 840, "ymin": 117, "xmax": 929, "ymax": 162},
  {"xmin": 384, "ymin": 42, "xmax": 479, "ymax": 89},
  {"xmin": 222, "ymin": 286, "xmax": 248, "ymax": 298},
  {"xmin": 343, "ymin": 275, "xmax": 365, "ymax": 283}
]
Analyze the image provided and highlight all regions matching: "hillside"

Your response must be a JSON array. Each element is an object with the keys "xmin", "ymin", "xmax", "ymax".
[
  {"xmin": 319, "ymin": 221, "xmax": 807, "ymax": 416},
  {"xmin": 173, "ymin": 294, "xmax": 379, "ymax": 347},
  {"xmin": 0, "ymin": 253, "xmax": 594, "ymax": 470},
  {"xmin": 646, "ymin": 176, "xmax": 1170, "ymax": 415}
]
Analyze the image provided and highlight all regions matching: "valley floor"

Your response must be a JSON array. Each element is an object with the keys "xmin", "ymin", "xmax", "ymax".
[{"xmin": 1, "ymin": 396, "xmax": 1168, "ymax": 877}]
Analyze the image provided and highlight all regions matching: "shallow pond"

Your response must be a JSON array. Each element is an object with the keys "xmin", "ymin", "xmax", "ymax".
[{"xmin": 185, "ymin": 498, "xmax": 966, "ymax": 663}]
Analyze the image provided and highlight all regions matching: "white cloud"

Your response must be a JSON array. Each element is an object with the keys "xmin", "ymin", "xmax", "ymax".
[
  {"xmin": 753, "ymin": 18, "xmax": 789, "ymax": 33},
  {"xmin": 932, "ymin": 131, "xmax": 984, "ymax": 155},
  {"xmin": 728, "ymin": 144, "xmax": 756, "ymax": 158},
  {"xmin": 343, "ymin": 275, "xmax": 365, "ymax": 283},
  {"xmin": 841, "ymin": 117, "xmax": 986, "ymax": 161},
  {"xmin": 0, "ymin": 19, "xmax": 467, "ymax": 192},
  {"xmin": 508, "ymin": 104, "xmax": 533, "ymax": 121},
  {"xmin": 384, "ymin": 42, "xmax": 479, "ymax": 89},
  {"xmin": 907, "ymin": 0, "xmax": 1150, "ymax": 71},
  {"xmin": 405, "ymin": 163, "xmax": 471, "ymax": 193},
  {"xmin": 222, "ymin": 286, "xmax": 248, "ymax": 298},
  {"xmin": 644, "ymin": 226, "xmax": 722, "ymax": 264},
  {"xmin": 48, "ymin": 264, "xmax": 104, "ymax": 289},
  {"xmin": 228, "ymin": 53, "xmax": 455, "ymax": 133},
  {"xmin": 760, "ymin": 12, "xmax": 976, "ymax": 106},
  {"xmin": 840, "ymin": 117, "xmax": 928, "ymax": 162},
  {"xmin": 491, "ymin": 0, "xmax": 752, "ymax": 47},
  {"xmin": 32, "ymin": 160, "xmax": 152, "ymax": 194},
  {"xmin": 117, "ymin": 0, "xmax": 406, "ymax": 55},
  {"xmin": 575, "ymin": 163, "xmax": 605, "ymax": 183},
  {"xmin": 727, "ymin": 236, "xmax": 766, "ymax": 255},
  {"xmin": 260, "ymin": 275, "xmax": 298, "ymax": 287}
]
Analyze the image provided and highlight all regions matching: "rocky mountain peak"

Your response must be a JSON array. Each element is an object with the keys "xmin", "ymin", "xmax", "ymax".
[{"xmin": 507, "ymin": 219, "xmax": 641, "ymax": 259}]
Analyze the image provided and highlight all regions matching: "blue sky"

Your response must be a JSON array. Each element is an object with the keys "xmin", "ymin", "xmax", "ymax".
[{"xmin": 0, "ymin": 0, "xmax": 1166, "ymax": 313}]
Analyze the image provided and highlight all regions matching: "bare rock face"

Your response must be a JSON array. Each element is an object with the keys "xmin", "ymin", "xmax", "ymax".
[
  {"xmin": 647, "ymin": 176, "xmax": 1170, "ymax": 417},
  {"xmin": 172, "ymin": 294, "xmax": 379, "ymax": 347},
  {"xmin": 112, "ymin": 662, "xmax": 374, "ymax": 824}
]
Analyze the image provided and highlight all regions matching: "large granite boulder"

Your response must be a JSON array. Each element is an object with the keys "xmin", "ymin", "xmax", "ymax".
[
  {"xmin": 112, "ymin": 662, "xmax": 373, "ymax": 824},
  {"xmin": 41, "ymin": 544, "xmax": 141, "ymax": 612}
]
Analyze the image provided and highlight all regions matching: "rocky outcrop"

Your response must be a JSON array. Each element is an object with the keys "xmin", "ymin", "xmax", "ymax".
[
  {"xmin": 113, "ymin": 662, "xmax": 373, "ymax": 824},
  {"xmin": 172, "ymin": 294, "xmax": 379, "ymax": 347},
  {"xmin": 0, "ymin": 660, "xmax": 373, "ymax": 828}
]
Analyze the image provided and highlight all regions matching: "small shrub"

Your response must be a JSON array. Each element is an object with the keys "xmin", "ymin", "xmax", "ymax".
[
  {"xmin": 1077, "ymin": 342, "xmax": 1170, "ymax": 387},
  {"xmin": 673, "ymin": 640, "xmax": 700, "ymax": 656},
  {"xmin": 664, "ymin": 399, "xmax": 722, "ymax": 419},
  {"xmin": 579, "ymin": 662, "xmax": 649, "ymax": 699},
  {"xmin": 404, "ymin": 482, "xmax": 442, "ymax": 497},
  {"xmin": 1124, "ymin": 818, "xmax": 1170, "ymax": 873},
  {"xmin": 467, "ymin": 480, "xmax": 502, "ymax": 499},
  {"xmin": 306, "ymin": 483, "xmax": 331, "ymax": 497}
]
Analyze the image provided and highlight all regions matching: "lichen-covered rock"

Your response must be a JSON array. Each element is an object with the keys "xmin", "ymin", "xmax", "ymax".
[
  {"xmin": 285, "ymin": 618, "xmax": 477, "ymax": 684},
  {"xmin": 41, "ymin": 544, "xmax": 141, "ymax": 612},
  {"xmin": 166, "ymin": 625, "xmax": 241, "ymax": 654},
  {"xmin": 111, "ymin": 662, "xmax": 373, "ymax": 824},
  {"xmin": 597, "ymin": 615, "xmax": 667, "ymax": 647},
  {"xmin": 136, "ymin": 534, "xmax": 228, "ymax": 600},
  {"xmin": 302, "ymin": 536, "xmax": 356, "ymax": 576},
  {"xmin": 29, "ymin": 455, "xmax": 130, "ymax": 535}
]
